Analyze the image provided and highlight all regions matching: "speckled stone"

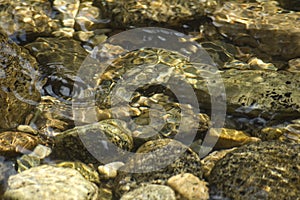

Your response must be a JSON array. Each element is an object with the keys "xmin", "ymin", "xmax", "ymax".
[
  {"xmin": 209, "ymin": 141, "xmax": 300, "ymax": 200},
  {"xmin": 3, "ymin": 165, "xmax": 99, "ymax": 200},
  {"xmin": 201, "ymin": 148, "xmax": 237, "ymax": 179},
  {"xmin": 120, "ymin": 184, "xmax": 176, "ymax": 200},
  {"xmin": 0, "ymin": 33, "xmax": 41, "ymax": 129},
  {"xmin": 114, "ymin": 139, "xmax": 203, "ymax": 198}
]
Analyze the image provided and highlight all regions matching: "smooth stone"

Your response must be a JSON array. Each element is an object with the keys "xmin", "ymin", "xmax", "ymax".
[
  {"xmin": 167, "ymin": 173, "xmax": 209, "ymax": 200},
  {"xmin": 98, "ymin": 162, "xmax": 125, "ymax": 179},
  {"xmin": 3, "ymin": 165, "xmax": 99, "ymax": 200}
]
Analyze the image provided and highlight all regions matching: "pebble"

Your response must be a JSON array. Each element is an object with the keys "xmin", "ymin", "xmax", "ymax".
[
  {"xmin": 167, "ymin": 173, "xmax": 209, "ymax": 200},
  {"xmin": 98, "ymin": 161, "xmax": 125, "ymax": 179}
]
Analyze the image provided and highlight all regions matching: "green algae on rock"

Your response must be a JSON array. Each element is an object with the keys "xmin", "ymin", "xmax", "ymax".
[
  {"xmin": 208, "ymin": 141, "xmax": 300, "ymax": 200},
  {"xmin": 0, "ymin": 33, "xmax": 41, "ymax": 129}
]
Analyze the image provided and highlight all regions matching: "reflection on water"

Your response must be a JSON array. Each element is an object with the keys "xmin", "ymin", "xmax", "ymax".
[{"xmin": 0, "ymin": 0, "xmax": 299, "ymax": 199}]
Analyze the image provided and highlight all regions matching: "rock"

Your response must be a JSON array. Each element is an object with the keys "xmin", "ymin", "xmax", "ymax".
[
  {"xmin": 94, "ymin": 0, "xmax": 217, "ymax": 28},
  {"xmin": 0, "ymin": 0, "xmax": 58, "ymax": 43},
  {"xmin": 211, "ymin": 1, "xmax": 300, "ymax": 60},
  {"xmin": 0, "ymin": 33, "xmax": 41, "ymax": 129},
  {"xmin": 24, "ymin": 37, "xmax": 88, "ymax": 102},
  {"xmin": 287, "ymin": 58, "xmax": 300, "ymax": 73},
  {"xmin": 213, "ymin": 128, "xmax": 261, "ymax": 149},
  {"xmin": 3, "ymin": 165, "xmax": 99, "ymax": 200},
  {"xmin": 209, "ymin": 141, "xmax": 300, "ymax": 200},
  {"xmin": 52, "ymin": 119, "xmax": 133, "ymax": 164},
  {"xmin": 52, "ymin": 0, "xmax": 80, "ymax": 37},
  {"xmin": 17, "ymin": 144, "xmax": 52, "ymax": 172},
  {"xmin": 55, "ymin": 161, "xmax": 100, "ymax": 184},
  {"xmin": 167, "ymin": 173, "xmax": 209, "ymax": 200},
  {"xmin": 218, "ymin": 69, "xmax": 300, "ymax": 121},
  {"xmin": 0, "ymin": 131, "xmax": 46, "ymax": 157},
  {"xmin": 98, "ymin": 161, "xmax": 125, "ymax": 179},
  {"xmin": 200, "ymin": 148, "xmax": 237, "ymax": 179},
  {"xmin": 114, "ymin": 139, "xmax": 203, "ymax": 197},
  {"xmin": 120, "ymin": 184, "xmax": 176, "ymax": 200}
]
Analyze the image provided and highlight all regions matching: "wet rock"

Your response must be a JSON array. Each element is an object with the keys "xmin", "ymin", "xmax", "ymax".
[
  {"xmin": 75, "ymin": 1, "xmax": 107, "ymax": 31},
  {"xmin": 209, "ymin": 141, "xmax": 300, "ymax": 200},
  {"xmin": 98, "ymin": 161, "xmax": 125, "ymax": 179},
  {"xmin": 17, "ymin": 144, "xmax": 52, "ymax": 172},
  {"xmin": 25, "ymin": 37, "xmax": 88, "ymax": 102},
  {"xmin": 0, "ymin": 131, "xmax": 46, "ymax": 157},
  {"xmin": 0, "ymin": 0, "xmax": 58, "ymax": 43},
  {"xmin": 200, "ymin": 148, "xmax": 237, "ymax": 179},
  {"xmin": 0, "ymin": 33, "xmax": 41, "ymax": 129},
  {"xmin": 167, "ymin": 173, "xmax": 209, "ymax": 200},
  {"xmin": 114, "ymin": 139, "xmax": 203, "ymax": 197},
  {"xmin": 120, "ymin": 184, "xmax": 176, "ymax": 200},
  {"xmin": 213, "ymin": 128, "xmax": 261, "ymax": 149},
  {"xmin": 52, "ymin": 119, "xmax": 133, "ymax": 164},
  {"xmin": 287, "ymin": 58, "xmax": 300, "ymax": 73},
  {"xmin": 218, "ymin": 69, "xmax": 300, "ymax": 121},
  {"xmin": 52, "ymin": 0, "xmax": 80, "ymax": 37},
  {"xmin": 211, "ymin": 1, "xmax": 300, "ymax": 60},
  {"xmin": 94, "ymin": 0, "xmax": 217, "ymax": 28},
  {"xmin": 55, "ymin": 161, "xmax": 100, "ymax": 184},
  {"xmin": 3, "ymin": 165, "xmax": 99, "ymax": 200}
]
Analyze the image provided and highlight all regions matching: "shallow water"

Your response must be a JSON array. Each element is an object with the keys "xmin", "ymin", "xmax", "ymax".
[{"xmin": 0, "ymin": 0, "xmax": 299, "ymax": 200}]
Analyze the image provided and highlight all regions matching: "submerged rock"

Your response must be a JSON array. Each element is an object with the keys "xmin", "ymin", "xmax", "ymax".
[
  {"xmin": 120, "ymin": 184, "xmax": 176, "ymax": 200},
  {"xmin": 114, "ymin": 139, "xmax": 203, "ymax": 197},
  {"xmin": 52, "ymin": 119, "xmax": 134, "ymax": 164},
  {"xmin": 209, "ymin": 141, "xmax": 300, "ymax": 200},
  {"xmin": 94, "ymin": 0, "xmax": 217, "ymax": 27},
  {"xmin": 3, "ymin": 165, "xmax": 99, "ymax": 200},
  {"xmin": 0, "ymin": 131, "xmax": 46, "ymax": 157},
  {"xmin": 211, "ymin": 1, "xmax": 300, "ymax": 60},
  {"xmin": 0, "ymin": 0, "xmax": 58, "ymax": 43},
  {"xmin": 0, "ymin": 33, "xmax": 41, "ymax": 129},
  {"xmin": 167, "ymin": 173, "xmax": 209, "ymax": 200}
]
